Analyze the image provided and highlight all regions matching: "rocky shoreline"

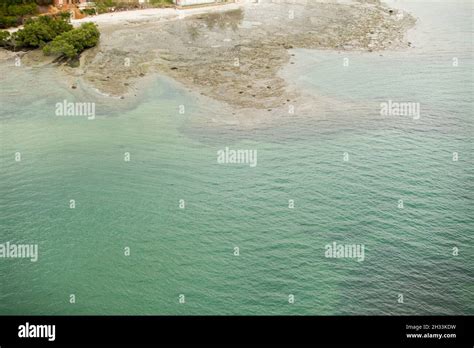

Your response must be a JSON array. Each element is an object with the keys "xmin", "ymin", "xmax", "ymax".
[{"xmin": 2, "ymin": 0, "xmax": 416, "ymax": 114}]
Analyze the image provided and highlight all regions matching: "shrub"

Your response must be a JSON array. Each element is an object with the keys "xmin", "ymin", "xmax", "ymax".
[
  {"xmin": 7, "ymin": 3, "xmax": 37, "ymax": 17},
  {"xmin": 81, "ymin": 8, "xmax": 97, "ymax": 16},
  {"xmin": 43, "ymin": 22, "xmax": 100, "ymax": 59},
  {"xmin": 0, "ymin": 30, "xmax": 11, "ymax": 47},
  {"xmin": 0, "ymin": 16, "xmax": 20, "ymax": 29},
  {"xmin": 150, "ymin": 0, "xmax": 174, "ymax": 6},
  {"xmin": 35, "ymin": 0, "xmax": 54, "ymax": 5},
  {"xmin": 12, "ymin": 15, "xmax": 73, "ymax": 48},
  {"xmin": 95, "ymin": 0, "xmax": 116, "ymax": 14},
  {"xmin": 0, "ymin": 1, "xmax": 39, "ymax": 28},
  {"xmin": 0, "ymin": 1, "xmax": 57, "ymax": 29}
]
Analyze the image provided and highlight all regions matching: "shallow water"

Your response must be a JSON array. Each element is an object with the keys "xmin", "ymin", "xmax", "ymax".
[{"xmin": 0, "ymin": 0, "xmax": 472, "ymax": 315}]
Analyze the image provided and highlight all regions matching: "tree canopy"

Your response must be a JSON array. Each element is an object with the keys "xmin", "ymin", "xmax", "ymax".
[
  {"xmin": 1, "ymin": 15, "xmax": 100, "ymax": 62},
  {"xmin": 12, "ymin": 14, "xmax": 73, "ymax": 48},
  {"xmin": 43, "ymin": 22, "xmax": 100, "ymax": 59},
  {"xmin": 0, "ymin": 1, "xmax": 54, "ymax": 29}
]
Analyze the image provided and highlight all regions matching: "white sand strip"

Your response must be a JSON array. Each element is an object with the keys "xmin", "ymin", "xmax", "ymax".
[{"xmin": 72, "ymin": 3, "xmax": 243, "ymax": 26}]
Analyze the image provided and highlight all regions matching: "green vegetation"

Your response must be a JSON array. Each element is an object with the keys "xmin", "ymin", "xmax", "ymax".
[
  {"xmin": 81, "ymin": 8, "xmax": 97, "ymax": 16},
  {"xmin": 43, "ymin": 22, "xmax": 100, "ymax": 59},
  {"xmin": 12, "ymin": 14, "xmax": 73, "ymax": 48},
  {"xmin": 94, "ymin": 0, "xmax": 115, "ymax": 14},
  {"xmin": 94, "ymin": 0, "xmax": 173, "ymax": 14},
  {"xmin": 0, "ymin": 30, "xmax": 11, "ymax": 47},
  {"xmin": 0, "ymin": 0, "xmax": 54, "ymax": 29},
  {"xmin": 0, "ymin": 0, "xmax": 174, "ymax": 28},
  {"xmin": 149, "ymin": 0, "xmax": 174, "ymax": 6},
  {"xmin": 1, "ymin": 15, "xmax": 99, "ymax": 63}
]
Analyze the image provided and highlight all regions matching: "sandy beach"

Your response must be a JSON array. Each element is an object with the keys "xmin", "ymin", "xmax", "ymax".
[{"xmin": 72, "ymin": 3, "xmax": 243, "ymax": 26}]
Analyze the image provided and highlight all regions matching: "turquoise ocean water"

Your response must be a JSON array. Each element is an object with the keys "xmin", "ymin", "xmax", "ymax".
[{"xmin": 0, "ymin": 0, "xmax": 472, "ymax": 315}]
